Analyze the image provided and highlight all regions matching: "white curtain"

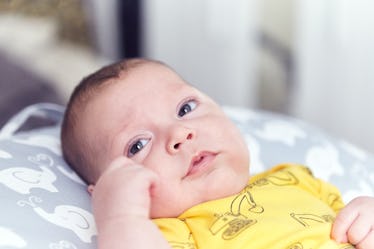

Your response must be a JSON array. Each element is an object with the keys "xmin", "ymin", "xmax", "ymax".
[
  {"xmin": 142, "ymin": 0, "xmax": 259, "ymax": 107},
  {"xmin": 291, "ymin": 0, "xmax": 374, "ymax": 153}
]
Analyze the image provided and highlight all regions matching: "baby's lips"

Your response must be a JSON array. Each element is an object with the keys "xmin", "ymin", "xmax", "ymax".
[{"xmin": 184, "ymin": 151, "xmax": 217, "ymax": 178}]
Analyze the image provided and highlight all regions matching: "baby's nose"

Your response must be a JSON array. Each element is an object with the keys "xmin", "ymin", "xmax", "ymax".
[{"xmin": 167, "ymin": 127, "xmax": 195, "ymax": 154}]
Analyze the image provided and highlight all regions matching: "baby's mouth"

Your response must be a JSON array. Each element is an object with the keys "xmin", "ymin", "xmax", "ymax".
[{"xmin": 184, "ymin": 151, "xmax": 217, "ymax": 178}]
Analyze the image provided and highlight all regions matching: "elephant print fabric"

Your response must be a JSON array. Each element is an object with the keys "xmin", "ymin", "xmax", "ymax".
[{"xmin": 0, "ymin": 126, "xmax": 97, "ymax": 249}]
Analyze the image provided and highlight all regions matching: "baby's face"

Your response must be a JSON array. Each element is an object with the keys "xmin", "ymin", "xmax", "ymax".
[{"xmin": 82, "ymin": 63, "xmax": 250, "ymax": 218}]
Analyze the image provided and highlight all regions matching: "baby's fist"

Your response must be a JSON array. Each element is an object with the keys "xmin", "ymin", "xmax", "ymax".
[
  {"xmin": 90, "ymin": 157, "xmax": 159, "ymax": 224},
  {"xmin": 332, "ymin": 196, "xmax": 374, "ymax": 248}
]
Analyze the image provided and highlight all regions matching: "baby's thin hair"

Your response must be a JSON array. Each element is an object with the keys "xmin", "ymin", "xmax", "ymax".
[{"xmin": 61, "ymin": 58, "xmax": 163, "ymax": 184}]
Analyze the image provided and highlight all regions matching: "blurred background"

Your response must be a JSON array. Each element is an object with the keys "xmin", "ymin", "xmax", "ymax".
[{"xmin": 0, "ymin": 0, "xmax": 374, "ymax": 154}]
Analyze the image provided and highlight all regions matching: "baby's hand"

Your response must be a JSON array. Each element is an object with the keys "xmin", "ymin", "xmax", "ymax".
[
  {"xmin": 90, "ymin": 157, "xmax": 159, "ymax": 226},
  {"xmin": 331, "ymin": 196, "xmax": 374, "ymax": 248}
]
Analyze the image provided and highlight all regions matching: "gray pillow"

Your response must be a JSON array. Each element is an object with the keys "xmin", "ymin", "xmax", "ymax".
[
  {"xmin": 0, "ymin": 103, "xmax": 373, "ymax": 249},
  {"xmin": 223, "ymin": 106, "xmax": 374, "ymax": 202},
  {"xmin": 0, "ymin": 104, "xmax": 96, "ymax": 249}
]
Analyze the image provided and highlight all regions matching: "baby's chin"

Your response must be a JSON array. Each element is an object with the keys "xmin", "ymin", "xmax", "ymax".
[{"xmin": 150, "ymin": 184, "xmax": 250, "ymax": 219}]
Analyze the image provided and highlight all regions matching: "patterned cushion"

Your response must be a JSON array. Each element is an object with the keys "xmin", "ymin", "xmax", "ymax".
[{"xmin": 224, "ymin": 106, "xmax": 374, "ymax": 202}]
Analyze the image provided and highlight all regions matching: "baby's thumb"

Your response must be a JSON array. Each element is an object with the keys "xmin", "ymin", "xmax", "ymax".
[{"xmin": 102, "ymin": 156, "xmax": 135, "ymax": 175}]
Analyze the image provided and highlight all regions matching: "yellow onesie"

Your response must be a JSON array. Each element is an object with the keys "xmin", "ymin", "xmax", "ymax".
[{"xmin": 153, "ymin": 164, "xmax": 354, "ymax": 249}]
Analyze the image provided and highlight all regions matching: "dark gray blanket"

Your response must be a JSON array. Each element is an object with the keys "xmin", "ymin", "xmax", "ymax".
[{"xmin": 0, "ymin": 52, "xmax": 63, "ymax": 128}]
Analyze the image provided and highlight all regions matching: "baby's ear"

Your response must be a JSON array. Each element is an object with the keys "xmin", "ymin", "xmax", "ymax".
[{"xmin": 87, "ymin": 184, "xmax": 95, "ymax": 195}]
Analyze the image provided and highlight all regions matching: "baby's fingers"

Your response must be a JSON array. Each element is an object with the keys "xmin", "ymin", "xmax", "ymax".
[
  {"xmin": 332, "ymin": 196, "xmax": 374, "ymax": 246},
  {"xmin": 355, "ymin": 228, "xmax": 374, "ymax": 249},
  {"xmin": 331, "ymin": 205, "xmax": 357, "ymax": 243},
  {"xmin": 346, "ymin": 213, "xmax": 373, "ymax": 246}
]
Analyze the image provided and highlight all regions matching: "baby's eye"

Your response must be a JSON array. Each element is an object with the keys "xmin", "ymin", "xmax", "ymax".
[
  {"xmin": 127, "ymin": 138, "xmax": 150, "ymax": 157},
  {"xmin": 178, "ymin": 99, "xmax": 197, "ymax": 117}
]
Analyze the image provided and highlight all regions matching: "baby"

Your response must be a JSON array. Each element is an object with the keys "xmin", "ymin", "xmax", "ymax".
[{"xmin": 61, "ymin": 58, "xmax": 374, "ymax": 249}]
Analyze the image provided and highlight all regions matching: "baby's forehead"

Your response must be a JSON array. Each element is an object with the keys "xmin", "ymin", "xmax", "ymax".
[
  {"xmin": 82, "ymin": 62, "xmax": 198, "ymax": 122},
  {"xmin": 113, "ymin": 67, "xmax": 191, "ymax": 96},
  {"xmin": 86, "ymin": 72, "xmax": 190, "ymax": 116}
]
